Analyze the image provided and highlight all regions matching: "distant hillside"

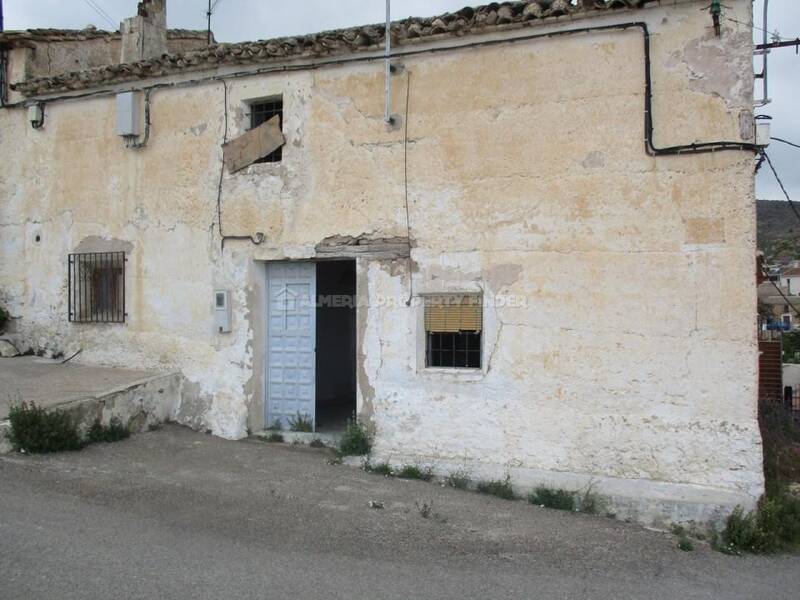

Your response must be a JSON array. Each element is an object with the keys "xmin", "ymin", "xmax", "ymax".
[{"xmin": 757, "ymin": 200, "xmax": 800, "ymax": 263}]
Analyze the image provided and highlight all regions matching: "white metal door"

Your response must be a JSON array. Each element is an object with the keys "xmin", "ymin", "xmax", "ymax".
[{"xmin": 266, "ymin": 262, "xmax": 316, "ymax": 430}]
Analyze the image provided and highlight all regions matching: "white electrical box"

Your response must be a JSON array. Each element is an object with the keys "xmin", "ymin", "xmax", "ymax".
[
  {"xmin": 27, "ymin": 104, "xmax": 43, "ymax": 126},
  {"xmin": 755, "ymin": 120, "xmax": 771, "ymax": 147},
  {"xmin": 214, "ymin": 290, "xmax": 232, "ymax": 334},
  {"xmin": 116, "ymin": 91, "xmax": 142, "ymax": 137}
]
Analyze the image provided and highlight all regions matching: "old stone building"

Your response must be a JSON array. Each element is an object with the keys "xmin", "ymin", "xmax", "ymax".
[{"xmin": 0, "ymin": 0, "xmax": 765, "ymax": 525}]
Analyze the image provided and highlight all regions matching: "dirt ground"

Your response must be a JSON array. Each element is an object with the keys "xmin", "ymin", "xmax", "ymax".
[{"xmin": 1, "ymin": 425, "xmax": 798, "ymax": 600}]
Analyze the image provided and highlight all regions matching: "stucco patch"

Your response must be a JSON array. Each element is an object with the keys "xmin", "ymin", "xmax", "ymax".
[
  {"xmin": 677, "ymin": 32, "xmax": 752, "ymax": 108},
  {"xmin": 486, "ymin": 264, "xmax": 522, "ymax": 291},
  {"xmin": 581, "ymin": 151, "xmax": 606, "ymax": 169},
  {"xmin": 685, "ymin": 218, "xmax": 725, "ymax": 245},
  {"xmin": 73, "ymin": 235, "xmax": 134, "ymax": 254}
]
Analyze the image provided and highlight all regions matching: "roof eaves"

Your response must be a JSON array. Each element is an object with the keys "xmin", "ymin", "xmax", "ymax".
[{"xmin": 11, "ymin": 0, "xmax": 658, "ymax": 97}]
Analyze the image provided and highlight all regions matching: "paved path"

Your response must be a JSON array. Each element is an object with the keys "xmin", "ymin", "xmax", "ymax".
[
  {"xmin": 0, "ymin": 426, "xmax": 798, "ymax": 599},
  {"xmin": 0, "ymin": 356, "xmax": 159, "ymax": 419}
]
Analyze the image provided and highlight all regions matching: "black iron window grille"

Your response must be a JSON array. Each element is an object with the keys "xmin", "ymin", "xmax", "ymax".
[
  {"xmin": 68, "ymin": 252, "xmax": 126, "ymax": 323},
  {"xmin": 424, "ymin": 295, "xmax": 482, "ymax": 369},
  {"xmin": 250, "ymin": 97, "xmax": 283, "ymax": 163}
]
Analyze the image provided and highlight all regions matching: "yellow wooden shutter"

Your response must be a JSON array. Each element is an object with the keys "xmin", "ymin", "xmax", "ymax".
[{"xmin": 425, "ymin": 295, "xmax": 482, "ymax": 333}]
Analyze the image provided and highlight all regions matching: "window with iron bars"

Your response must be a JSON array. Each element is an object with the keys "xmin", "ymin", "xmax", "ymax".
[
  {"xmin": 250, "ymin": 96, "xmax": 283, "ymax": 163},
  {"xmin": 68, "ymin": 252, "xmax": 126, "ymax": 323},
  {"xmin": 424, "ymin": 294, "xmax": 482, "ymax": 369}
]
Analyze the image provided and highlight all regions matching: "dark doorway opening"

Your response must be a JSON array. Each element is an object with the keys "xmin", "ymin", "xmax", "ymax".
[{"xmin": 315, "ymin": 260, "xmax": 357, "ymax": 432}]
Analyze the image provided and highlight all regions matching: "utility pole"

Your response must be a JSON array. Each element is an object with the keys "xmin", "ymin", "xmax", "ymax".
[
  {"xmin": 206, "ymin": 0, "xmax": 212, "ymax": 46},
  {"xmin": 1, "ymin": 0, "xmax": 5, "ymax": 32},
  {"xmin": 757, "ymin": 39, "xmax": 800, "ymax": 52}
]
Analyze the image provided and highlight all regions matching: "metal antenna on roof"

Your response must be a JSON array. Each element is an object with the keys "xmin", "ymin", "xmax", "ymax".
[
  {"xmin": 207, "ymin": 0, "xmax": 223, "ymax": 45},
  {"xmin": 384, "ymin": 0, "xmax": 394, "ymax": 125},
  {"xmin": 207, "ymin": 0, "xmax": 212, "ymax": 45}
]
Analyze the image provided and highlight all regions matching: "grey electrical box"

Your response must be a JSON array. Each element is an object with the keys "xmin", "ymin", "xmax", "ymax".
[
  {"xmin": 214, "ymin": 290, "xmax": 232, "ymax": 333},
  {"xmin": 116, "ymin": 91, "xmax": 141, "ymax": 137}
]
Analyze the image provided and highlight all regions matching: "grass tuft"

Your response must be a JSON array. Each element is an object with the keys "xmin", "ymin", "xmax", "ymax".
[
  {"xmin": 366, "ymin": 462, "xmax": 393, "ymax": 476},
  {"xmin": 338, "ymin": 417, "xmax": 371, "ymax": 456},
  {"xmin": 87, "ymin": 417, "xmax": 130, "ymax": 444},
  {"xmin": 288, "ymin": 412, "xmax": 313, "ymax": 433},
  {"xmin": 396, "ymin": 464, "xmax": 434, "ymax": 481},
  {"xmin": 445, "ymin": 469, "xmax": 471, "ymax": 490},
  {"xmin": 264, "ymin": 432, "xmax": 284, "ymax": 443},
  {"xmin": 476, "ymin": 475, "xmax": 516, "ymax": 500},
  {"xmin": 527, "ymin": 486, "xmax": 576, "ymax": 511},
  {"xmin": 677, "ymin": 535, "xmax": 694, "ymax": 552}
]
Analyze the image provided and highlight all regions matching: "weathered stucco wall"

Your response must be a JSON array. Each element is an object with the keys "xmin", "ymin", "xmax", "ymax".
[{"xmin": 0, "ymin": 1, "xmax": 761, "ymax": 523}]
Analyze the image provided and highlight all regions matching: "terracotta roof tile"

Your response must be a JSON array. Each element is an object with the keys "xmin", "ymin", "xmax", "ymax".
[
  {"xmin": 10, "ymin": 0, "xmax": 658, "ymax": 97},
  {"xmin": 0, "ymin": 27, "xmax": 208, "ymax": 46}
]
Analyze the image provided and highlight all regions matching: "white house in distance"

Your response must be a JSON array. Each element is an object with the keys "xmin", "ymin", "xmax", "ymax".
[
  {"xmin": 0, "ymin": 0, "xmax": 767, "ymax": 526},
  {"xmin": 780, "ymin": 265, "xmax": 800, "ymax": 295}
]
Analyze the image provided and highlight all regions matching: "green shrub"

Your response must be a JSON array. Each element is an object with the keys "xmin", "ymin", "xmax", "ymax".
[
  {"xmin": 528, "ymin": 486, "xmax": 576, "ymax": 511},
  {"xmin": 87, "ymin": 417, "xmax": 130, "ymax": 444},
  {"xmin": 288, "ymin": 412, "xmax": 313, "ymax": 433},
  {"xmin": 8, "ymin": 402, "xmax": 83, "ymax": 453},
  {"xmin": 577, "ymin": 488, "xmax": 602, "ymax": 515},
  {"xmin": 445, "ymin": 469, "xmax": 471, "ymax": 490},
  {"xmin": 396, "ymin": 464, "xmax": 434, "ymax": 481},
  {"xmin": 339, "ymin": 418, "xmax": 371, "ymax": 456},
  {"xmin": 677, "ymin": 535, "xmax": 694, "ymax": 552},
  {"xmin": 719, "ymin": 492, "xmax": 800, "ymax": 554},
  {"xmin": 476, "ymin": 476, "xmax": 516, "ymax": 500},
  {"xmin": 366, "ymin": 462, "xmax": 393, "ymax": 476}
]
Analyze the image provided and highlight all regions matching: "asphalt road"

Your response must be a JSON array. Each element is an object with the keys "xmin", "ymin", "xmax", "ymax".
[{"xmin": 1, "ymin": 426, "xmax": 798, "ymax": 599}]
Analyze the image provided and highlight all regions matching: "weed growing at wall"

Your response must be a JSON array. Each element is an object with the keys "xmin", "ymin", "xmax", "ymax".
[
  {"xmin": 8, "ymin": 402, "xmax": 83, "ymax": 453},
  {"xmin": 396, "ymin": 465, "xmax": 434, "ymax": 481},
  {"xmin": 288, "ymin": 412, "xmax": 313, "ymax": 433},
  {"xmin": 717, "ymin": 492, "xmax": 800, "ymax": 555},
  {"xmin": 264, "ymin": 432, "xmax": 284, "ymax": 443},
  {"xmin": 677, "ymin": 535, "xmax": 695, "ymax": 552},
  {"xmin": 716, "ymin": 401, "xmax": 800, "ymax": 554},
  {"xmin": 339, "ymin": 418, "xmax": 371, "ymax": 456},
  {"xmin": 475, "ymin": 476, "xmax": 516, "ymax": 500},
  {"xmin": 87, "ymin": 418, "xmax": 130, "ymax": 444},
  {"xmin": 528, "ymin": 487, "xmax": 576, "ymax": 511},
  {"xmin": 444, "ymin": 470, "xmax": 471, "ymax": 489},
  {"xmin": 365, "ymin": 462, "xmax": 393, "ymax": 476}
]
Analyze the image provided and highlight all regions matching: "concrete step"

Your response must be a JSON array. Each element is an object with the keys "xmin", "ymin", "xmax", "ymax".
[{"xmin": 1, "ymin": 370, "xmax": 183, "ymax": 454}]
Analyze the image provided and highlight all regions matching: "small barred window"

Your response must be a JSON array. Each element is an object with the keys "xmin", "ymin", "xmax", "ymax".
[{"xmin": 68, "ymin": 252, "xmax": 126, "ymax": 323}]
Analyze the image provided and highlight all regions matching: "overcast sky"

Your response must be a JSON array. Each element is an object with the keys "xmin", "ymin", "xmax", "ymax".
[{"xmin": 3, "ymin": 0, "xmax": 798, "ymax": 200}]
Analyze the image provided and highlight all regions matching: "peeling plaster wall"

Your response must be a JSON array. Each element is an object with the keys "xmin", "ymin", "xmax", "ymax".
[{"xmin": 0, "ymin": 1, "xmax": 762, "ymax": 520}]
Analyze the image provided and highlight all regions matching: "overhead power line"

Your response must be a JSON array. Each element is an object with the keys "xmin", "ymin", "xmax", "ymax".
[
  {"xmin": 762, "ymin": 151, "xmax": 800, "ymax": 225},
  {"xmin": 82, "ymin": 0, "xmax": 117, "ymax": 30},
  {"xmin": 771, "ymin": 137, "xmax": 800, "ymax": 150},
  {"xmin": 726, "ymin": 16, "xmax": 795, "ymax": 41}
]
